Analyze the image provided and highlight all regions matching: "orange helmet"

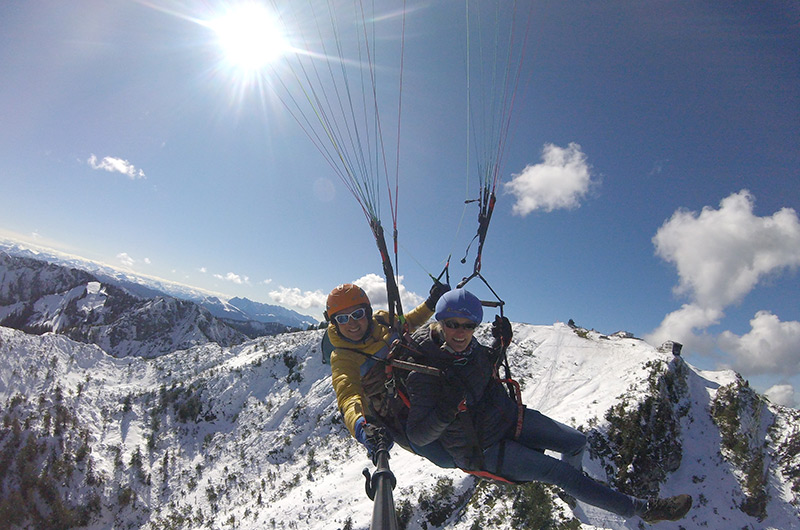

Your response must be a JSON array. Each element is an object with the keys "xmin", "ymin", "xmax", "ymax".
[{"xmin": 325, "ymin": 283, "xmax": 370, "ymax": 319}]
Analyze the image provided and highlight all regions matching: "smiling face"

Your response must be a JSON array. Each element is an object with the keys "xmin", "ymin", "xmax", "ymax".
[
  {"xmin": 441, "ymin": 318, "xmax": 477, "ymax": 353},
  {"xmin": 333, "ymin": 304, "xmax": 370, "ymax": 342}
]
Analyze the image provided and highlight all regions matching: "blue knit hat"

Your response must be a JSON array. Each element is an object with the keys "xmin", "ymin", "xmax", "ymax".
[{"xmin": 434, "ymin": 288, "xmax": 483, "ymax": 323}]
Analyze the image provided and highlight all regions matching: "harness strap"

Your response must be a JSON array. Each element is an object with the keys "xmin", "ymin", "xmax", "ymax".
[
  {"xmin": 384, "ymin": 337, "xmax": 439, "ymax": 408},
  {"xmin": 395, "ymin": 388, "xmax": 411, "ymax": 409},
  {"xmin": 463, "ymin": 469, "xmax": 519, "ymax": 485},
  {"xmin": 456, "ymin": 408, "xmax": 487, "ymax": 471},
  {"xmin": 462, "ymin": 440, "xmax": 523, "ymax": 484},
  {"xmin": 388, "ymin": 355, "xmax": 442, "ymax": 377},
  {"xmin": 498, "ymin": 378, "xmax": 524, "ymax": 440},
  {"xmin": 334, "ymin": 341, "xmax": 441, "ymax": 377},
  {"xmin": 498, "ymin": 438, "xmax": 506, "ymax": 470}
]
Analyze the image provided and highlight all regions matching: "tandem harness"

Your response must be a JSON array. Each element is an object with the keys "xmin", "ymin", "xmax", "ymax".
[
  {"xmin": 384, "ymin": 335, "xmax": 526, "ymax": 484},
  {"xmin": 324, "ymin": 326, "xmax": 526, "ymax": 484}
]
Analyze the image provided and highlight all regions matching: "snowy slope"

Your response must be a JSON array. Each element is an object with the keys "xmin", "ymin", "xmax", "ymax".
[{"xmin": 1, "ymin": 323, "xmax": 798, "ymax": 529}]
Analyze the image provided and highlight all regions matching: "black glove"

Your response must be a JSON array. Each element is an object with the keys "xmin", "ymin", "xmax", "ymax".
[
  {"xmin": 355, "ymin": 417, "xmax": 393, "ymax": 461},
  {"xmin": 491, "ymin": 315, "xmax": 513, "ymax": 350},
  {"xmin": 435, "ymin": 369, "xmax": 465, "ymax": 421},
  {"xmin": 425, "ymin": 281, "xmax": 451, "ymax": 310}
]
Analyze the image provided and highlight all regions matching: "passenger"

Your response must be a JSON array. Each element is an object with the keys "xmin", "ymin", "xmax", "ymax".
[{"xmin": 404, "ymin": 288, "xmax": 692, "ymax": 524}]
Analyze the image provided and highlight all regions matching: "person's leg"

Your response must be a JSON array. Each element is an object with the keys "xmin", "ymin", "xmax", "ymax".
[
  {"xmin": 516, "ymin": 407, "xmax": 585, "ymax": 470},
  {"xmin": 483, "ymin": 439, "xmax": 639, "ymax": 517},
  {"xmin": 410, "ymin": 440, "xmax": 456, "ymax": 469}
]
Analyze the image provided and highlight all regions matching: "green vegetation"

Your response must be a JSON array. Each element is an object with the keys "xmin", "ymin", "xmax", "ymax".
[
  {"xmin": 509, "ymin": 482, "xmax": 581, "ymax": 529},
  {"xmin": 0, "ymin": 392, "xmax": 104, "ymax": 528},
  {"xmin": 462, "ymin": 480, "xmax": 580, "ymax": 530},
  {"xmin": 710, "ymin": 375, "xmax": 770, "ymax": 520},
  {"xmin": 589, "ymin": 358, "xmax": 689, "ymax": 498},
  {"xmin": 771, "ymin": 407, "xmax": 800, "ymax": 503},
  {"xmin": 417, "ymin": 476, "xmax": 460, "ymax": 526},
  {"xmin": 283, "ymin": 351, "xmax": 303, "ymax": 384}
]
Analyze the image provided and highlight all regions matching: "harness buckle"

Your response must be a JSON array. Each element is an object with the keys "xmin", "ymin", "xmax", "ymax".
[{"xmin": 384, "ymin": 377, "xmax": 397, "ymax": 397}]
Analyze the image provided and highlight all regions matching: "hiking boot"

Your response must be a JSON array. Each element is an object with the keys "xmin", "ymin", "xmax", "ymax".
[{"xmin": 639, "ymin": 494, "xmax": 692, "ymax": 523}]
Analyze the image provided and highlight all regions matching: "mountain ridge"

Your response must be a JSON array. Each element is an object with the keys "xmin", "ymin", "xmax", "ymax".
[
  {"xmin": 1, "ymin": 321, "xmax": 798, "ymax": 529},
  {"xmin": 0, "ymin": 251, "xmax": 251, "ymax": 357},
  {"xmin": 0, "ymin": 240, "xmax": 317, "ymax": 330}
]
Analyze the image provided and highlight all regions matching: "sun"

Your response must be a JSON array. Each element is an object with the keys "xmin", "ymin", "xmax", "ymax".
[{"xmin": 210, "ymin": 4, "xmax": 290, "ymax": 72}]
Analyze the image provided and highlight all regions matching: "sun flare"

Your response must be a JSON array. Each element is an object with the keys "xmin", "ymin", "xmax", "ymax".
[{"xmin": 210, "ymin": 4, "xmax": 289, "ymax": 72}]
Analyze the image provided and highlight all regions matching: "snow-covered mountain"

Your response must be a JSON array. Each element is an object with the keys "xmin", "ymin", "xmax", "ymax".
[
  {"xmin": 199, "ymin": 295, "xmax": 316, "ymax": 332},
  {"xmin": 0, "ymin": 241, "xmax": 317, "ymax": 330},
  {"xmin": 1, "ymin": 321, "xmax": 798, "ymax": 529},
  {"xmin": 0, "ymin": 252, "xmax": 251, "ymax": 357}
]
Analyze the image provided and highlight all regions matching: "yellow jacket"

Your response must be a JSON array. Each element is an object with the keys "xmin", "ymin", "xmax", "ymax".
[{"xmin": 329, "ymin": 303, "xmax": 433, "ymax": 437}]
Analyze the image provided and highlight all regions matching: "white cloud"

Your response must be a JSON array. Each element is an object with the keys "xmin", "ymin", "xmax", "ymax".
[
  {"xmin": 645, "ymin": 304, "xmax": 722, "ymax": 350},
  {"xmin": 116, "ymin": 252, "xmax": 135, "ymax": 267},
  {"xmin": 287, "ymin": 273, "xmax": 426, "ymax": 317},
  {"xmin": 88, "ymin": 154, "xmax": 146, "ymax": 179},
  {"xmin": 214, "ymin": 272, "xmax": 249, "ymax": 284},
  {"xmin": 199, "ymin": 267, "xmax": 208, "ymax": 274},
  {"xmin": 653, "ymin": 190, "xmax": 800, "ymax": 310},
  {"xmin": 352, "ymin": 273, "xmax": 393, "ymax": 308},
  {"xmin": 265, "ymin": 274, "xmax": 428, "ymax": 318},
  {"xmin": 143, "ymin": 257, "xmax": 151, "ymax": 265},
  {"xmin": 261, "ymin": 278, "xmax": 273, "ymax": 285},
  {"xmin": 347, "ymin": 273, "xmax": 425, "ymax": 311},
  {"xmin": 763, "ymin": 384, "xmax": 797, "ymax": 408},
  {"xmin": 269, "ymin": 286, "xmax": 327, "ymax": 311},
  {"xmin": 503, "ymin": 142, "xmax": 594, "ymax": 216},
  {"xmin": 648, "ymin": 190, "xmax": 800, "ymax": 349},
  {"xmin": 718, "ymin": 311, "xmax": 800, "ymax": 375}
]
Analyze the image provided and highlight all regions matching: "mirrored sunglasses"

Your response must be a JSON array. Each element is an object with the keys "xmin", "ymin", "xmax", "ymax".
[
  {"xmin": 334, "ymin": 307, "xmax": 367, "ymax": 324},
  {"xmin": 443, "ymin": 320, "xmax": 478, "ymax": 330}
]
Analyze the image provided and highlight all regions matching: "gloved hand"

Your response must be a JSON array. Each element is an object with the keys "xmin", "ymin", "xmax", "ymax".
[
  {"xmin": 354, "ymin": 417, "xmax": 393, "ymax": 457},
  {"xmin": 491, "ymin": 315, "xmax": 512, "ymax": 350},
  {"xmin": 435, "ymin": 369, "xmax": 466, "ymax": 421},
  {"xmin": 425, "ymin": 280, "xmax": 451, "ymax": 310}
]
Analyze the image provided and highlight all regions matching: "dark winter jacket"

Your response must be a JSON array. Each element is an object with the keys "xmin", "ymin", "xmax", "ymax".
[{"xmin": 405, "ymin": 323, "xmax": 519, "ymax": 470}]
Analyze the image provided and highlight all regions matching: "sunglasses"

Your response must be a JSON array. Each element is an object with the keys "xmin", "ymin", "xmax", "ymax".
[
  {"xmin": 443, "ymin": 320, "xmax": 478, "ymax": 330},
  {"xmin": 334, "ymin": 307, "xmax": 367, "ymax": 324}
]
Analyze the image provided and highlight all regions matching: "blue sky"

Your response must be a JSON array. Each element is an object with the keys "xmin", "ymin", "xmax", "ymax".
[{"xmin": 1, "ymin": 1, "xmax": 799, "ymax": 405}]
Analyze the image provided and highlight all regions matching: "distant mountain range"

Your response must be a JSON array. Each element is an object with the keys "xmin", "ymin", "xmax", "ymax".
[
  {"xmin": 0, "ymin": 249, "xmax": 317, "ymax": 358},
  {"xmin": 0, "ymin": 240, "xmax": 317, "ymax": 330}
]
